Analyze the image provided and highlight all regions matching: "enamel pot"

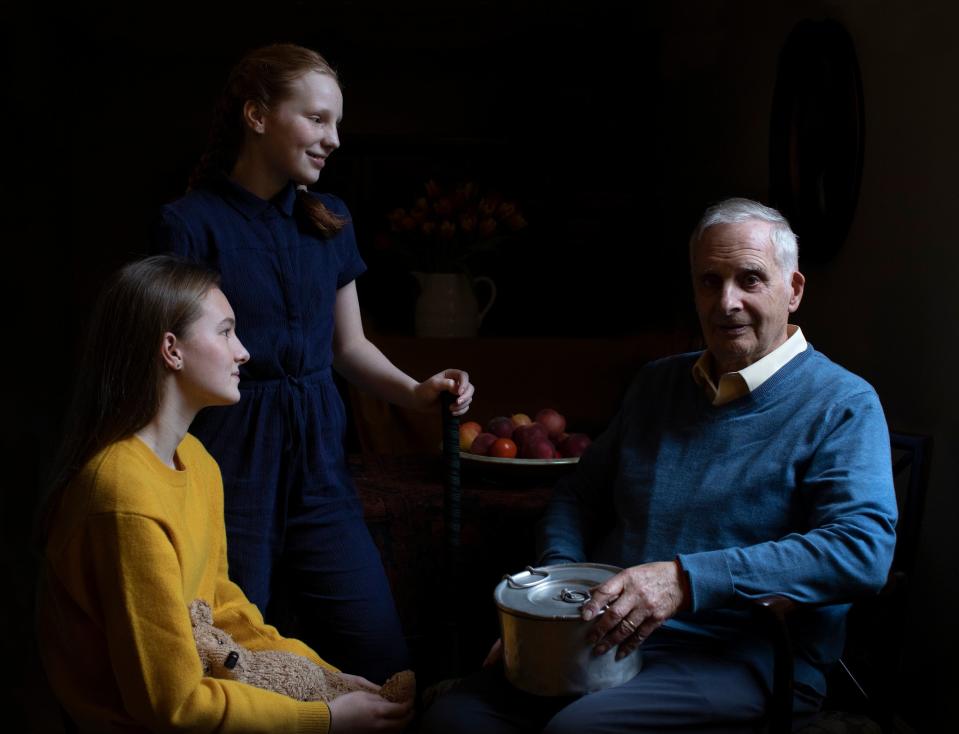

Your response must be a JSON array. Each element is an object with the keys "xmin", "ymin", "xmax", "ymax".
[{"xmin": 493, "ymin": 563, "xmax": 643, "ymax": 696}]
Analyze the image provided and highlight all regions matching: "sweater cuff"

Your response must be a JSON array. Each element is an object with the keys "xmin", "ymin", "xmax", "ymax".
[
  {"xmin": 296, "ymin": 701, "xmax": 331, "ymax": 733},
  {"xmin": 537, "ymin": 552, "xmax": 580, "ymax": 567},
  {"xmin": 676, "ymin": 549, "xmax": 736, "ymax": 611}
]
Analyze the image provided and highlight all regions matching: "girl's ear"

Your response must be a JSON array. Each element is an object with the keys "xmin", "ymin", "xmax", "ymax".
[
  {"xmin": 160, "ymin": 332, "xmax": 183, "ymax": 371},
  {"xmin": 241, "ymin": 100, "xmax": 267, "ymax": 135}
]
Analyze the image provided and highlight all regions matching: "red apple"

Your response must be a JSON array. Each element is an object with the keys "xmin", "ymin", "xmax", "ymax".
[
  {"xmin": 522, "ymin": 438, "xmax": 556, "ymax": 459},
  {"xmin": 535, "ymin": 408, "xmax": 567, "ymax": 440},
  {"xmin": 469, "ymin": 432, "xmax": 499, "ymax": 455},
  {"xmin": 561, "ymin": 433, "xmax": 592, "ymax": 457},
  {"xmin": 513, "ymin": 422, "xmax": 548, "ymax": 451},
  {"xmin": 486, "ymin": 416, "xmax": 514, "ymax": 439},
  {"xmin": 511, "ymin": 424, "xmax": 529, "ymax": 448},
  {"xmin": 459, "ymin": 421, "xmax": 483, "ymax": 451}
]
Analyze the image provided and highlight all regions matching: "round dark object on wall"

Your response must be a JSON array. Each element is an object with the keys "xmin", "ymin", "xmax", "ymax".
[{"xmin": 769, "ymin": 19, "xmax": 865, "ymax": 263}]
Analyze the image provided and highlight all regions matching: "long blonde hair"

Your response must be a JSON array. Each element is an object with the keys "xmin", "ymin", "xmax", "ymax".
[{"xmin": 36, "ymin": 255, "xmax": 221, "ymax": 545}]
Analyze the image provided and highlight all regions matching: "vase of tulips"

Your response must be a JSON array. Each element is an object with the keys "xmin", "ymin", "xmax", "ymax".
[{"xmin": 381, "ymin": 180, "xmax": 526, "ymax": 337}]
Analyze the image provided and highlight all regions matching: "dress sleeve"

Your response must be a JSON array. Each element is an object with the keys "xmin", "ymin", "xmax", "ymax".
[
  {"xmin": 322, "ymin": 195, "xmax": 367, "ymax": 288},
  {"xmin": 678, "ymin": 389, "xmax": 899, "ymax": 610},
  {"xmin": 85, "ymin": 513, "xmax": 331, "ymax": 733}
]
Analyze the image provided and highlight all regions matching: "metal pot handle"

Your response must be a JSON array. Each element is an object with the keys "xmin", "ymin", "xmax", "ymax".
[
  {"xmin": 504, "ymin": 566, "xmax": 550, "ymax": 589},
  {"xmin": 558, "ymin": 588, "xmax": 591, "ymax": 604}
]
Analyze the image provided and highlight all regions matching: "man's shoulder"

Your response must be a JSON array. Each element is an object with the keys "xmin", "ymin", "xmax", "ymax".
[
  {"xmin": 637, "ymin": 350, "xmax": 704, "ymax": 384},
  {"xmin": 622, "ymin": 350, "xmax": 702, "ymax": 400},
  {"xmin": 644, "ymin": 350, "xmax": 703, "ymax": 373},
  {"xmin": 625, "ymin": 346, "xmax": 880, "ymax": 405},
  {"xmin": 798, "ymin": 346, "xmax": 879, "ymax": 398}
]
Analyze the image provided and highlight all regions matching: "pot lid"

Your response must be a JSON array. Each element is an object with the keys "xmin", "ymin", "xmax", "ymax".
[{"xmin": 493, "ymin": 563, "xmax": 621, "ymax": 620}]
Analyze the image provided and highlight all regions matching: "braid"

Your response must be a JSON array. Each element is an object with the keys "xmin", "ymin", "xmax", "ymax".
[{"xmin": 295, "ymin": 190, "xmax": 346, "ymax": 236}]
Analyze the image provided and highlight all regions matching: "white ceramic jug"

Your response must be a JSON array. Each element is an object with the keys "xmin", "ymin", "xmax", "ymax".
[{"xmin": 412, "ymin": 272, "xmax": 497, "ymax": 338}]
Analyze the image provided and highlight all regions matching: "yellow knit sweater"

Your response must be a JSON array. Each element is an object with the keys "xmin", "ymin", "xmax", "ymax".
[{"xmin": 38, "ymin": 434, "xmax": 335, "ymax": 733}]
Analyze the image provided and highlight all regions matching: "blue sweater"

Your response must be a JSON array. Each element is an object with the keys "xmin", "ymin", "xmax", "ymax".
[{"xmin": 538, "ymin": 346, "xmax": 897, "ymax": 696}]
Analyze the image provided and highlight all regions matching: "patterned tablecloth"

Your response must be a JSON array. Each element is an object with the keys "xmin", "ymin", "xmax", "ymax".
[{"xmin": 349, "ymin": 453, "xmax": 559, "ymax": 680}]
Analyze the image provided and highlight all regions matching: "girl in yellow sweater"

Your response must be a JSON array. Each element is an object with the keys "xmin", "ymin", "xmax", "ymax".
[{"xmin": 36, "ymin": 255, "xmax": 412, "ymax": 733}]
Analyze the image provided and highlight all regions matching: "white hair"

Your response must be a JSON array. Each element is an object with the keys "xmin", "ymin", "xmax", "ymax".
[{"xmin": 689, "ymin": 198, "xmax": 799, "ymax": 278}]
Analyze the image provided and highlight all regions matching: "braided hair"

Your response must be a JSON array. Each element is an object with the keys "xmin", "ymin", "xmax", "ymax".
[{"xmin": 190, "ymin": 43, "xmax": 345, "ymax": 236}]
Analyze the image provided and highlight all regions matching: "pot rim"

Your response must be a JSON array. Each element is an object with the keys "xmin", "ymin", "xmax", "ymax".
[{"xmin": 493, "ymin": 562, "xmax": 621, "ymax": 621}]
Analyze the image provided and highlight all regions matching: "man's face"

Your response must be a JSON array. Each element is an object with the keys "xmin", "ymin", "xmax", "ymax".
[{"xmin": 692, "ymin": 220, "xmax": 804, "ymax": 375}]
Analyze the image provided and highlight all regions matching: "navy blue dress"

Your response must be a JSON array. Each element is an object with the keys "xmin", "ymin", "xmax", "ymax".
[{"xmin": 151, "ymin": 176, "xmax": 409, "ymax": 682}]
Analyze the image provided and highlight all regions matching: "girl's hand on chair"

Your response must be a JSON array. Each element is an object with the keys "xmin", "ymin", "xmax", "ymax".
[{"xmin": 414, "ymin": 369, "xmax": 474, "ymax": 415}]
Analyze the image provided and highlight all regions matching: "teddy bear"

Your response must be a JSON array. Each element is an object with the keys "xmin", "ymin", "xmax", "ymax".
[{"xmin": 189, "ymin": 599, "xmax": 415, "ymax": 704}]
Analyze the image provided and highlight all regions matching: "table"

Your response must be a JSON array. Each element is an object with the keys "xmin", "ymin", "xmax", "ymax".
[
  {"xmin": 346, "ymin": 332, "xmax": 697, "ymax": 455},
  {"xmin": 350, "ymin": 452, "xmax": 564, "ymax": 680}
]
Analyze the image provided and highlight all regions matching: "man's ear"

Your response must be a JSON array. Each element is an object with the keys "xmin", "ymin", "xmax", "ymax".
[
  {"xmin": 788, "ymin": 271, "xmax": 805, "ymax": 313},
  {"xmin": 241, "ymin": 99, "xmax": 267, "ymax": 135},
  {"xmin": 160, "ymin": 332, "xmax": 183, "ymax": 371}
]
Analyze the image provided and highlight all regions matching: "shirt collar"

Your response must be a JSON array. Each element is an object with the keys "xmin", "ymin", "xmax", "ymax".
[
  {"xmin": 737, "ymin": 325, "xmax": 806, "ymax": 392},
  {"xmin": 210, "ymin": 174, "xmax": 297, "ymax": 220},
  {"xmin": 692, "ymin": 325, "xmax": 807, "ymax": 405}
]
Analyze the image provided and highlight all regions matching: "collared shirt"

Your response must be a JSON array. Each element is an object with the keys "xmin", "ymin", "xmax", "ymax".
[{"xmin": 692, "ymin": 325, "xmax": 807, "ymax": 405}]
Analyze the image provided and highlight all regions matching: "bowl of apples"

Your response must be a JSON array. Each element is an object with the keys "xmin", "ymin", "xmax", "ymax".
[{"xmin": 458, "ymin": 408, "xmax": 592, "ymax": 480}]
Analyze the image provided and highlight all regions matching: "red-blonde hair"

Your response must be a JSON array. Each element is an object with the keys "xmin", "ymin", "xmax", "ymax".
[{"xmin": 190, "ymin": 43, "xmax": 345, "ymax": 236}]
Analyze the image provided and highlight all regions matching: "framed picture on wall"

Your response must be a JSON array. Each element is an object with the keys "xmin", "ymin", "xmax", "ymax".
[{"xmin": 770, "ymin": 18, "xmax": 865, "ymax": 264}]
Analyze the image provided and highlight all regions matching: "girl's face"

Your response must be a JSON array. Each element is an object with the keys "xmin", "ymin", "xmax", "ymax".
[
  {"xmin": 257, "ymin": 71, "xmax": 343, "ymax": 187},
  {"xmin": 175, "ymin": 288, "xmax": 250, "ymax": 408}
]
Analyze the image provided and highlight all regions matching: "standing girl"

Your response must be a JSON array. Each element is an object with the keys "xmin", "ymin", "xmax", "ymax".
[
  {"xmin": 151, "ymin": 43, "xmax": 474, "ymax": 683},
  {"xmin": 37, "ymin": 255, "xmax": 412, "ymax": 733}
]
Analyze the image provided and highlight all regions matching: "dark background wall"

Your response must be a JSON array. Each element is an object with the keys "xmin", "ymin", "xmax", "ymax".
[{"xmin": 5, "ymin": 1, "xmax": 956, "ymax": 731}]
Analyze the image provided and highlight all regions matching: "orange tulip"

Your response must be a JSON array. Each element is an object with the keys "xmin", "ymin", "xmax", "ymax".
[
  {"xmin": 479, "ymin": 218, "xmax": 497, "ymax": 238},
  {"xmin": 439, "ymin": 221, "xmax": 456, "ymax": 240}
]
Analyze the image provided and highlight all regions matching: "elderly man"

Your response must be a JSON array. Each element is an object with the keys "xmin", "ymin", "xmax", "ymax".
[{"xmin": 422, "ymin": 198, "xmax": 897, "ymax": 734}]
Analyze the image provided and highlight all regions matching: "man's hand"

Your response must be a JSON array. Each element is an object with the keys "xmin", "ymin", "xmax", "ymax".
[{"xmin": 581, "ymin": 560, "xmax": 690, "ymax": 660}]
